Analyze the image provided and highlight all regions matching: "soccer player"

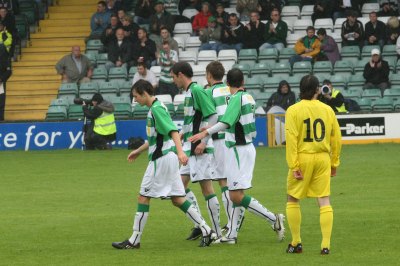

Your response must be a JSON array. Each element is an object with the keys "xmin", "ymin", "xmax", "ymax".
[
  {"xmin": 170, "ymin": 62, "xmax": 222, "ymax": 241},
  {"xmin": 284, "ymin": 75, "xmax": 342, "ymax": 255},
  {"xmin": 205, "ymin": 61, "xmax": 245, "ymax": 236},
  {"xmin": 111, "ymin": 80, "xmax": 216, "ymax": 249},
  {"xmin": 189, "ymin": 68, "xmax": 285, "ymax": 244}
]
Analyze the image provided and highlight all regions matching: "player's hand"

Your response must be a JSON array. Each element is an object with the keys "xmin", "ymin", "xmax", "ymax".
[
  {"xmin": 194, "ymin": 141, "xmax": 206, "ymax": 155},
  {"xmin": 127, "ymin": 149, "xmax": 140, "ymax": 162},
  {"xmin": 331, "ymin": 168, "xmax": 337, "ymax": 177},
  {"xmin": 293, "ymin": 170, "xmax": 303, "ymax": 180},
  {"xmin": 178, "ymin": 151, "xmax": 188, "ymax": 165},
  {"xmin": 188, "ymin": 131, "xmax": 207, "ymax": 143}
]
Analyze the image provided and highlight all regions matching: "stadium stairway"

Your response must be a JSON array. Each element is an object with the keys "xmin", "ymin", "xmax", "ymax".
[{"xmin": 5, "ymin": 0, "xmax": 97, "ymax": 121}]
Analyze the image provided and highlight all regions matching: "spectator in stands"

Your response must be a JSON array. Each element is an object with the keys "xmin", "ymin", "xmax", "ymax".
[
  {"xmin": 215, "ymin": 3, "xmax": 229, "ymax": 26},
  {"xmin": 149, "ymin": 0, "xmax": 174, "ymax": 41},
  {"xmin": 105, "ymin": 28, "xmax": 133, "ymax": 72},
  {"xmin": 363, "ymin": 48, "xmax": 390, "ymax": 96},
  {"xmin": 257, "ymin": 0, "xmax": 281, "ymax": 20},
  {"xmin": 317, "ymin": 28, "xmax": 341, "ymax": 65},
  {"xmin": 192, "ymin": 2, "xmax": 212, "ymax": 35},
  {"xmin": 259, "ymin": 8, "xmax": 287, "ymax": 52},
  {"xmin": 121, "ymin": 15, "xmax": 139, "ymax": 44},
  {"xmin": 101, "ymin": 14, "xmax": 121, "ymax": 46},
  {"xmin": 131, "ymin": 62, "xmax": 158, "ymax": 88},
  {"xmin": 157, "ymin": 41, "xmax": 179, "ymax": 99},
  {"xmin": 82, "ymin": 93, "xmax": 116, "ymax": 150},
  {"xmin": 156, "ymin": 26, "xmax": 178, "ymax": 54},
  {"xmin": 134, "ymin": 0, "xmax": 152, "ymax": 25},
  {"xmin": 0, "ymin": 21, "xmax": 11, "ymax": 53},
  {"xmin": 289, "ymin": 26, "xmax": 321, "ymax": 66},
  {"xmin": 332, "ymin": 0, "xmax": 361, "ymax": 22},
  {"xmin": 265, "ymin": 80, "xmax": 296, "ymax": 112},
  {"xmin": 341, "ymin": 10, "xmax": 364, "ymax": 48},
  {"xmin": 318, "ymin": 79, "xmax": 347, "ymax": 113},
  {"xmin": 132, "ymin": 28, "xmax": 157, "ymax": 69},
  {"xmin": 106, "ymin": 0, "xmax": 122, "ymax": 14},
  {"xmin": 199, "ymin": 16, "xmax": 223, "ymax": 51},
  {"xmin": 117, "ymin": 9, "xmax": 126, "ymax": 24},
  {"xmin": 0, "ymin": 0, "xmax": 18, "ymax": 12},
  {"xmin": 0, "ymin": 7, "xmax": 15, "ymax": 39},
  {"xmin": 364, "ymin": 12, "xmax": 386, "ymax": 49},
  {"xmin": 311, "ymin": 0, "xmax": 333, "ymax": 23},
  {"xmin": 55, "ymin": 46, "xmax": 93, "ymax": 84},
  {"xmin": 243, "ymin": 11, "xmax": 265, "ymax": 50},
  {"xmin": 236, "ymin": 0, "xmax": 258, "ymax": 21},
  {"xmin": 219, "ymin": 13, "xmax": 244, "ymax": 53},
  {"xmin": 178, "ymin": 0, "xmax": 202, "ymax": 14},
  {"xmin": 378, "ymin": 0, "xmax": 398, "ymax": 17},
  {"xmin": 0, "ymin": 43, "xmax": 11, "ymax": 121},
  {"xmin": 385, "ymin": 16, "xmax": 400, "ymax": 44},
  {"xmin": 90, "ymin": 1, "xmax": 111, "ymax": 40}
]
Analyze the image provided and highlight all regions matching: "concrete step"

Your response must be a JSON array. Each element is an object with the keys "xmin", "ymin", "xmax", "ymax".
[
  {"xmin": 19, "ymin": 53, "xmax": 65, "ymax": 61},
  {"xmin": 5, "ymin": 110, "xmax": 46, "ymax": 121},
  {"xmin": 12, "ymin": 67, "xmax": 57, "ymax": 76},
  {"xmin": 22, "ymin": 46, "xmax": 72, "ymax": 53},
  {"xmin": 48, "ymin": 12, "xmax": 93, "ymax": 19},
  {"xmin": 29, "ymin": 38, "xmax": 85, "ymax": 47},
  {"xmin": 13, "ymin": 60, "xmax": 59, "ymax": 67},
  {"xmin": 30, "ymin": 32, "xmax": 89, "ymax": 39},
  {"xmin": 38, "ymin": 26, "xmax": 90, "ymax": 33},
  {"xmin": 49, "ymin": 5, "xmax": 94, "ymax": 13},
  {"xmin": 9, "ymin": 75, "xmax": 60, "ymax": 82},
  {"xmin": 8, "ymin": 82, "xmax": 60, "ymax": 90},
  {"xmin": 6, "ymin": 104, "xmax": 51, "ymax": 111},
  {"xmin": 57, "ymin": 0, "xmax": 98, "ymax": 6},
  {"xmin": 7, "ymin": 89, "xmax": 57, "ymax": 96},
  {"xmin": 7, "ymin": 95, "xmax": 55, "ymax": 105},
  {"xmin": 40, "ymin": 19, "xmax": 88, "ymax": 27}
]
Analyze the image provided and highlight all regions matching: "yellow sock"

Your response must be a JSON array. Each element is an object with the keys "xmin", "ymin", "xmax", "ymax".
[
  {"xmin": 286, "ymin": 202, "xmax": 301, "ymax": 246},
  {"xmin": 320, "ymin": 205, "xmax": 333, "ymax": 249}
]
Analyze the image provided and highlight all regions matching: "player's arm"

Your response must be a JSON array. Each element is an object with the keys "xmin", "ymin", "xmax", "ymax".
[
  {"xmin": 127, "ymin": 142, "xmax": 149, "ymax": 162},
  {"xmin": 189, "ymin": 122, "xmax": 228, "ymax": 143},
  {"xmin": 285, "ymin": 108, "xmax": 301, "ymax": 177},
  {"xmin": 330, "ymin": 114, "xmax": 342, "ymax": 175},
  {"xmin": 171, "ymin": 131, "xmax": 188, "ymax": 165}
]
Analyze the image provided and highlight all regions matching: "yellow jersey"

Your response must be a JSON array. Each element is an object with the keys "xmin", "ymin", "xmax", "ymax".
[{"xmin": 285, "ymin": 99, "xmax": 342, "ymax": 171}]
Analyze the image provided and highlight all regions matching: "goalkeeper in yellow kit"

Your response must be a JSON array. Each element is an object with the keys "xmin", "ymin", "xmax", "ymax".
[{"xmin": 285, "ymin": 75, "xmax": 342, "ymax": 255}]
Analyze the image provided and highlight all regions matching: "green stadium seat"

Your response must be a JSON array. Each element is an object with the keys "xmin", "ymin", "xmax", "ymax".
[
  {"xmin": 58, "ymin": 83, "xmax": 78, "ymax": 96},
  {"xmin": 278, "ymin": 47, "xmax": 296, "ymax": 61},
  {"xmin": 341, "ymin": 89, "xmax": 361, "ymax": 100},
  {"xmin": 263, "ymin": 75, "xmax": 283, "ymax": 91},
  {"xmin": 385, "ymin": 56, "xmax": 397, "ymax": 73},
  {"xmin": 86, "ymin": 39, "xmax": 103, "ymax": 53},
  {"xmin": 372, "ymin": 97, "xmax": 393, "ymax": 112},
  {"xmin": 58, "ymin": 95, "xmax": 76, "ymax": 105},
  {"xmin": 382, "ymin": 44, "xmax": 397, "ymax": 58},
  {"xmin": 50, "ymin": 98, "xmax": 69, "ymax": 109},
  {"xmin": 383, "ymin": 88, "xmax": 400, "ymax": 100},
  {"xmin": 313, "ymin": 61, "xmax": 333, "ymax": 75},
  {"xmin": 108, "ymin": 67, "xmax": 128, "ymax": 81},
  {"xmin": 114, "ymin": 103, "xmax": 132, "ymax": 119},
  {"xmin": 334, "ymin": 60, "xmax": 354, "ymax": 79},
  {"xmin": 314, "ymin": 73, "xmax": 331, "ymax": 84},
  {"xmin": 292, "ymin": 61, "xmax": 312, "ymax": 75},
  {"xmin": 250, "ymin": 63, "xmax": 271, "ymax": 79},
  {"xmin": 91, "ymin": 67, "xmax": 108, "ymax": 82},
  {"xmin": 390, "ymin": 73, "xmax": 400, "ymax": 86},
  {"xmin": 238, "ymin": 49, "xmax": 258, "ymax": 65},
  {"xmin": 119, "ymin": 80, "xmax": 133, "ymax": 97},
  {"xmin": 244, "ymin": 76, "xmax": 264, "ymax": 91},
  {"xmin": 362, "ymin": 89, "xmax": 382, "ymax": 100},
  {"xmin": 19, "ymin": 0, "xmax": 37, "ymax": 25},
  {"xmin": 79, "ymin": 82, "xmax": 99, "ymax": 98},
  {"xmin": 231, "ymin": 63, "xmax": 251, "ymax": 76},
  {"xmin": 133, "ymin": 105, "xmax": 150, "ymax": 119},
  {"xmin": 128, "ymin": 66, "xmax": 137, "ymax": 79},
  {"xmin": 341, "ymin": 46, "xmax": 361, "ymax": 65},
  {"xmin": 258, "ymin": 48, "xmax": 278, "ymax": 64},
  {"xmin": 46, "ymin": 106, "xmax": 67, "ymax": 121},
  {"xmin": 347, "ymin": 74, "xmax": 365, "ymax": 87},
  {"xmin": 15, "ymin": 14, "xmax": 29, "ymax": 40},
  {"xmin": 361, "ymin": 45, "xmax": 380, "ymax": 58},
  {"xmin": 99, "ymin": 81, "xmax": 120, "ymax": 96},
  {"xmin": 67, "ymin": 104, "xmax": 84, "ymax": 120},
  {"xmin": 271, "ymin": 61, "xmax": 291, "ymax": 79},
  {"xmin": 330, "ymin": 75, "xmax": 347, "ymax": 89},
  {"xmin": 286, "ymin": 75, "xmax": 302, "ymax": 90},
  {"xmin": 354, "ymin": 58, "xmax": 369, "ymax": 74},
  {"xmin": 394, "ymin": 98, "xmax": 400, "ymax": 111},
  {"xmin": 84, "ymin": 53, "xmax": 97, "ymax": 66},
  {"xmin": 356, "ymin": 98, "xmax": 372, "ymax": 112},
  {"xmin": 96, "ymin": 53, "xmax": 108, "ymax": 66}
]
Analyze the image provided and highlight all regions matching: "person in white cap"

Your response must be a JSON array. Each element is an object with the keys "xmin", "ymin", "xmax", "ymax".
[{"xmin": 363, "ymin": 48, "xmax": 390, "ymax": 96}]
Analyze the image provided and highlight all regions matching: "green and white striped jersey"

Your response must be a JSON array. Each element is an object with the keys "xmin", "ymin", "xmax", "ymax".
[
  {"xmin": 182, "ymin": 82, "xmax": 216, "ymax": 156},
  {"xmin": 146, "ymin": 99, "xmax": 178, "ymax": 161},
  {"xmin": 206, "ymin": 82, "xmax": 231, "ymax": 140},
  {"xmin": 219, "ymin": 90, "xmax": 257, "ymax": 148}
]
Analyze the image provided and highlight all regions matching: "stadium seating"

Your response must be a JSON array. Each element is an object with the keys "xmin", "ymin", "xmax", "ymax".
[
  {"xmin": 361, "ymin": 45, "xmax": 380, "ymax": 59},
  {"xmin": 67, "ymin": 104, "xmax": 84, "ymax": 120},
  {"xmin": 342, "ymin": 89, "xmax": 362, "ymax": 100},
  {"xmin": 356, "ymin": 98, "xmax": 372, "ymax": 112},
  {"xmin": 334, "ymin": 60, "xmax": 354, "ymax": 79},
  {"xmin": 292, "ymin": 61, "xmax": 312, "ymax": 75},
  {"xmin": 58, "ymin": 83, "xmax": 78, "ymax": 96},
  {"xmin": 232, "ymin": 63, "xmax": 251, "ymax": 77},
  {"xmin": 278, "ymin": 47, "xmax": 296, "ymax": 61},
  {"xmin": 348, "ymin": 74, "xmax": 365, "ymax": 87},
  {"xmin": 50, "ymin": 98, "xmax": 69, "ymax": 109},
  {"xmin": 361, "ymin": 3, "xmax": 380, "ymax": 16},
  {"xmin": 300, "ymin": 5, "xmax": 314, "ymax": 19},
  {"xmin": 218, "ymin": 49, "xmax": 238, "ymax": 69},
  {"xmin": 293, "ymin": 19, "xmax": 313, "ymax": 33},
  {"xmin": 96, "ymin": 53, "xmax": 108, "ymax": 66},
  {"xmin": 133, "ymin": 105, "xmax": 150, "ymax": 119},
  {"xmin": 263, "ymin": 76, "xmax": 283, "ymax": 92},
  {"xmin": 314, "ymin": 18, "xmax": 334, "ymax": 32},
  {"xmin": 382, "ymin": 45, "xmax": 397, "ymax": 58},
  {"xmin": 341, "ymin": 46, "xmax": 361, "ymax": 65},
  {"xmin": 182, "ymin": 8, "xmax": 198, "ymax": 20},
  {"xmin": 108, "ymin": 67, "xmax": 128, "ymax": 81},
  {"xmin": 313, "ymin": 61, "xmax": 333, "ymax": 75},
  {"xmin": 372, "ymin": 97, "xmax": 394, "ymax": 112},
  {"xmin": 92, "ymin": 67, "xmax": 108, "ymax": 82},
  {"xmin": 86, "ymin": 39, "xmax": 103, "ymax": 53},
  {"xmin": 119, "ymin": 81, "xmax": 133, "ymax": 97},
  {"xmin": 238, "ymin": 49, "xmax": 258, "ymax": 65},
  {"xmin": 258, "ymin": 48, "xmax": 278, "ymax": 64},
  {"xmin": 383, "ymin": 88, "xmax": 400, "ymax": 100},
  {"xmin": 281, "ymin": 6, "xmax": 300, "ymax": 19},
  {"xmin": 128, "ymin": 67, "xmax": 137, "ymax": 79},
  {"xmin": 46, "ymin": 106, "xmax": 68, "ymax": 120},
  {"xmin": 362, "ymin": 89, "xmax": 382, "ymax": 101},
  {"xmin": 244, "ymin": 76, "xmax": 264, "ymax": 91},
  {"xmin": 250, "ymin": 63, "xmax": 271, "ymax": 79},
  {"xmin": 185, "ymin": 36, "xmax": 201, "ymax": 52},
  {"xmin": 271, "ymin": 61, "xmax": 291, "ymax": 79},
  {"xmin": 173, "ymin": 23, "xmax": 193, "ymax": 37},
  {"xmin": 99, "ymin": 81, "xmax": 120, "ymax": 96},
  {"xmin": 79, "ymin": 82, "xmax": 99, "ymax": 98}
]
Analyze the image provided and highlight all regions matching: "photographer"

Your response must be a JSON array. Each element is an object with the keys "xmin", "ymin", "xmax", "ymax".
[
  {"xmin": 318, "ymin": 79, "xmax": 347, "ymax": 113},
  {"xmin": 79, "ymin": 93, "xmax": 117, "ymax": 150}
]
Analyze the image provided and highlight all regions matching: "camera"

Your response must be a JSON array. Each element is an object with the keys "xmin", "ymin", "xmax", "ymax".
[
  {"xmin": 320, "ymin": 85, "xmax": 331, "ymax": 95},
  {"xmin": 73, "ymin": 98, "xmax": 92, "ymax": 105}
]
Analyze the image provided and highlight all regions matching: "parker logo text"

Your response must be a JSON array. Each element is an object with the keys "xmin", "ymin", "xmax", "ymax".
[{"xmin": 338, "ymin": 117, "xmax": 385, "ymax": 137}]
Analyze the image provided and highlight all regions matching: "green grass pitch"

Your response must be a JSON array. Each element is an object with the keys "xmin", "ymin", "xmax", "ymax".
[{"xmin": 1, "ymin": 143, "xmax": 398, "ymax": 265}]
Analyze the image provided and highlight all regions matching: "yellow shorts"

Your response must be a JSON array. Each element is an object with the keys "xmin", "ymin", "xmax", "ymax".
[{"xmin": 287, "ymin": 153, "xmax": 331, "ymax": 199}]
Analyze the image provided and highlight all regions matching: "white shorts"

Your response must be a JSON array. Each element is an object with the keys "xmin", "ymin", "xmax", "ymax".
[
  {"xmin": 179, "ymin": 163, "xmax": 190, "ymax": 176},
  {"xmin": 212, "ymin": 139, "xmax": 228, "ymax": 180},
  {"xmin": 140, "ymin": 152, "xmax": 186, "ymax": 198},
  {"xmin": 188, "ymin": 153, "xmax": 215, "ymax": 183},
  {"xmin": 225, "ymin": 144, "xmax": 256, "ymax": 190}
]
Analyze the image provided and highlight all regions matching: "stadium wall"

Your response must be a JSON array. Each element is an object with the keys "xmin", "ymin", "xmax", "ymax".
[{"xmin": 0, "ymin": 117, "xmax": 268, "ymax": 151}]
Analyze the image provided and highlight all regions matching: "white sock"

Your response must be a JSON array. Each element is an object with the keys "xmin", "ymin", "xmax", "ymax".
[
  {"xmin": 206, "ymin": 194, "xmax": 221, "ymax": 237},
  {"xmin": 221, "ymin": 188, "xmax": 233, "ymax": 225},
  {"xmin": 247, "ymin": 198, "xmax": 276, "ymax": 225},
  {"xmin": 226, "ymin": 206, "xmax": 245, "ymax": 239},
  {"xmin": 184, "ymin": 203, "xmax": 211, "ymax": 236},
  {"xmin": 185, "ymin": 189, "xmax": 202, "ymax": 228},
  {"xmin": 129, "ymin": 211, "xmax": 149, "ymax": 245}
]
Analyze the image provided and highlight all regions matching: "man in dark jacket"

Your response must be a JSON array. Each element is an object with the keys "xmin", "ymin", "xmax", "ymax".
[
  {"xmin": 82, "ymin": 93, "xmax": 117, "ymax": 150},
  {"xmin": 363, "ymin": 48, "xmax": 390, "ymax": 96},
  {"xmin": 341, "ymin": 10, "xmax": 364, "ymax": 48},
  {"xmin": 243, "ymin": 11, "xmax": 265, "ymax": 51},
  {"xmin": 219, "ymin": 13, "xmax": 244, "ymax": 53},
  {"xmin": 149, "ymin": 0, "xmax": 174, "ymax": 40},
  {"xmin": 100, "ymin": 14, "xmax": 121, "ymax": 47},
  {"xmin": 132, "ymin": 28, "xmax": 157, "ymax": 69},
  {"xmin": 364, "ymin": 11, "xmax": 386, "ymax": 49},
  {"xmin": 0, "ymin": 43, "xmax": 11, "ymax": 121},
  {"xmin": 265, "ymin": 80, "xmax": 296, "ymax": 112},
  {"xmin": 105, "ymin": 28, "xmax": 133, "ymax": 72}
]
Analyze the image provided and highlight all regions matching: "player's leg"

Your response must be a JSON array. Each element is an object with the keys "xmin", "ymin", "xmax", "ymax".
[
  {"xmin": 318, "ymin": 196, "xmax": 332, "ymax": 255},
  {"xmin": 199, "ymin": 179, "xmax": 222, "ymax": 238},
  {"xmin": 286, "ymin": 194, "xmax": 302, "ymax": 253},
  {"xmin": 171, "ymin": 196, "xmax": 216, "ymax": 247},
  {"xmin": 112, "ymin": 195, "xmax": 150, "ymax": 249}
]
